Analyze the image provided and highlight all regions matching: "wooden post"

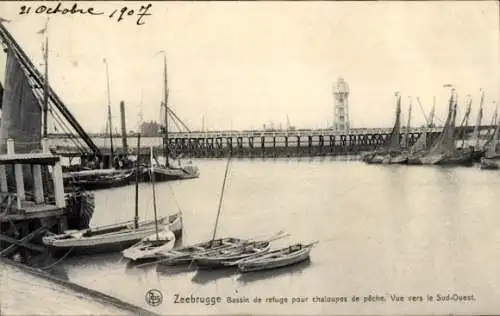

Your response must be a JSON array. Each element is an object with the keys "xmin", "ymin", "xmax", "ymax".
[
  {"xmin": 52, "ymin": 160, "xmax": 65, "ymax": 208},
  {"xmin": 7, "ymin": 139, "xmax": 25, "ymax": 208},
  {"xmin": 42, "ymin": 138, "xmax": 50, "ymax": 153},
  {"xmin": 0, "ymin": 165, "xmax": 7, "ymax": 193},
  {"xmin": 32, "ymin": 164, "xmax": 44, "ymax": 203}
]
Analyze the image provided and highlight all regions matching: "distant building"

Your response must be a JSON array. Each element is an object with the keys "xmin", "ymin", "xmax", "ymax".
[
  {"xmin": 140, "ymin": 121, "xmax": 161, "ymax": 137},
  {"xmin": 333, "ymin": 77, "xmax": 350, "ymax": 132}
]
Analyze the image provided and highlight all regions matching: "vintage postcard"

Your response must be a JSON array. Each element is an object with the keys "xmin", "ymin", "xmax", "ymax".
[{"xmin": 0, "ymin": 0, "xmax": 499, "ymax": 315}]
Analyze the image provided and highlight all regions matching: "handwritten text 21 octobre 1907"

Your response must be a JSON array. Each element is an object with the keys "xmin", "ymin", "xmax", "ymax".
[{"xmin": 18, "ymin": 2, "xmax": 153, "ymax": 26}]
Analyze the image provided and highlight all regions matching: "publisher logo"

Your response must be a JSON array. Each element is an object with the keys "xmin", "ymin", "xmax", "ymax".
[{"xmin": 145, "ymin": 289, "xmax": 163, "ymax": 307}]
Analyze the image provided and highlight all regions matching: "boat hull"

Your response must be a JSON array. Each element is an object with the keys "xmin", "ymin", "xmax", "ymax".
[
  {"xmin": 480, "ymin": 158, "xmax": 499, "ymax": 170},
  {"xmin": 156, "ymin": 238, "xmax": 245, "ymax": 266},
  {"xmin": 141, "ymin": 166, "xmax": 200, "ymax": 182},
  {"xmin": 238, "ymin": 245, "xmax": 313, "ymax": 273},
  {"xmin": 63, "ymin": 168, "xmax": 143, "ymax": 191},
  {"xmin": 122, "ymin": 231, "xmax": 176, "ymax": 261},
  {"xmin": 413, "ymin": 151, "xmax": 474, "ymax": 167},
  {"xmin": 42, "ymin": 216, "xmax": 180, "ymax": 255},
  {"xmin": 194, "ymin": 242, "xmax": 271, "ymax": 269}
]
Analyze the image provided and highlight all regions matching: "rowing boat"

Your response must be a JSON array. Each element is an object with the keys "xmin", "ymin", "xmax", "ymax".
[
  {"xmin": 194, "ymin": 241, "xmax": 271, "ymax": 269},
  {"xmin": 236, "ymin": 243, "xmax": 315, "ymax": 273},
  {"xmin": 122, "ymin": 230, "xmax": 176, "ymax": 261},
  {"xmin": 154, "ymin": 237, "xmax": 245, "ymax": 266}
]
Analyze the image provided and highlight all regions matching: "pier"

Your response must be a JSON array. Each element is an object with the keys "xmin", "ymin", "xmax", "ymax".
[
  {"xmin": 49, "ymin": 124, "xmax": 496, "ymax": 159},
  {"xmin": 0, "ymin": 139, "xmax": 93, "ymax": 264}
]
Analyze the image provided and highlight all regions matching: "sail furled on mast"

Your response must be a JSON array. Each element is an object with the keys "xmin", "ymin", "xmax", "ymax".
[
  {"xmin": 0, "ymin": 47, "xmax": 42, "ymax": 153},
  {"xmin": 386, "ymin": 93, "xmax": 402, "ymax": 151},
  {"xmin": 428, "ymin": 90, "xmax": 457, "ymax": 155},
  {"xmin": 472, "ymin": 92, "xmax": 484, "ymax": 150},
  {"xmin": 486, "ymin": 117, "xmax": 500, "ymax": 158}
]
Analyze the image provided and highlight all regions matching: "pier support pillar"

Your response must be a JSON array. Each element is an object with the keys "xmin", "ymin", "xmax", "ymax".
[
  {"xmin": 32, "ymin": 165, "xmax": 44, "ymax": 203},
  {"xmin": 8, "ymin": 139, "xmax": 25, "ymax": 207},
  {"xmin": 0, "ymin": 165, "xmax": 7, "ymax": 193},
  {"xmin": 41, "ymin": 138, "xmax": 50, "ymax": 153},
  {"xmin": 52, "ymin": 161, "xmax": 65, "ymax": 208}
]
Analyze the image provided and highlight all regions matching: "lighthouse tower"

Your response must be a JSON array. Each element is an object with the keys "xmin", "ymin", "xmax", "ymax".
[{"xmin": 333, "ymin": 77, "xmax": 350, "ymax": 132}]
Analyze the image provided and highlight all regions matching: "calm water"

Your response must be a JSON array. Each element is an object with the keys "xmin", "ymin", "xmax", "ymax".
[{"xmin": 3, "ymin": 159, "xmax": 500, "ymax": 315}]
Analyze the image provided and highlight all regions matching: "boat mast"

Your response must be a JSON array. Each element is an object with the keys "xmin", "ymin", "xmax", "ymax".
[
  {"xmin": 460, "ymin": 96, "xmax": 472, "ymax": 148},
  {"xmin": 162, "ymin": 53, "xmax": 170, "ymax": 167},
  {"xmin": 150, "ymin": 146, "xmax": 160, "ymax": 240},
  {"xmin": 211, "ymin": 157, "xmax": 231, "ymax": 246},
  {"xmin": 42, "ymin": 34, "xmax": 49, "ymax": 138},
  {"xmin": 473, "ymin": 91, "xmax": 484, "ymax": 150},
  {"xmin": 405, "ymin": 97, "xmax": 412, "ymax": 149},
  {"xmin": 104, "ymin": 58, "xmax": 114, "ymax": 163},
  {"xmin": 134, "ymin": 134, "xmax": 141, "ymax": 229}
]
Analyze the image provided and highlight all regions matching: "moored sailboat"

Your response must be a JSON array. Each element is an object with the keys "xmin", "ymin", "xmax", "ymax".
[
  {"xmin": 122, "ymin": 146, "xmax": 183, "ymax": 261},
  {"xmin": 411, "ymin": 89, "xmax": 474, "ymax": 166},
  {"xmin": 62, "ymin": 59, "xmax": 145, "ymax": 190},
  {"xmin": 363, "ymin": 93, "xmax": 407, "ymax": 164},
  {"xmin": 407, "ymin": 99, "xmax": 436, "ymax": 165},
  {"xmin": 42, "ymin": 135, "xmax": 182, "ymax": 255},
  {"xmin": 143, "ymin": 52, "xmax": 199, "ymax": 182},
  {"xmin": 480, "ymin": 111, "xmax": 500, "ymax": 170}
]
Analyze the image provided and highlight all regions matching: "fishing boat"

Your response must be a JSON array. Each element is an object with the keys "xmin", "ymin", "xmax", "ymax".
[
  {"xmin": 411, "ymin": 89, "xmax": 474, "ymax": 166},
  {"xmin": 236, "ymin": 242, "xmax": 316, "ymax": 273},
  {"xmin": 63, "ymin": 168, "xmax": 139, "ymax": 191},
  {"xmin": 469, "ymin": 92, "xmax": 487, "ymax": 162},
  {"xmin": 122, "ymin": 147, "xmax": 184, "ymax": 261},
  {"xmin": 407, "ymin": 100, "xmax": 436, "ymax": 165},
  {"xmin": 62, "ymin": 59, "xmax": 143, "ymax": 190},
  {"xmin": 480, "ymin": 112, "xmax": 500, "ymax": 170},
  {"xmin": 42, "ymin": 135, "xmax": 182, "ymax": 255},
  {"xmin": 194, "ymin": 240, "xmax": 271, "ymax": 269},
  {"xmin": 42, "ymin": 216, "xmax": 179, "ymax": 254},
  {"xmin": 363, "ymin": 93, "xmax": 407, "ymax": 164},
  {"xmin": 142, "ymin": 52, "xmax": 199, "ymax": 182}
]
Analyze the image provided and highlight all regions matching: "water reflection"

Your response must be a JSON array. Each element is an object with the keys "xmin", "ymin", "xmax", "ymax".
[{"xmin": 191, "ymin": 268, "xmax": 237, "ymax": 285}]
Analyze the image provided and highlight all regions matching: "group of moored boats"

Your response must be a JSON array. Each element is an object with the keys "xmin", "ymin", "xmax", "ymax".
[
  {"xmin": 362, "ymin": 90, "xmax": 500, "ymax": 170},
  {"xmin": 42, "ymin": 144, "xmax": 316, "ymax": 275},
  {"xmin": 138, "ymin": 233, "xmax": 316, "ymax": 273}
]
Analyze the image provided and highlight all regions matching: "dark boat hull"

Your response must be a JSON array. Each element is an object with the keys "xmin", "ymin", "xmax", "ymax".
[
  {"xmin": 480, "ymin": 158, "xmax": 499, "ymax": 170},
  {"xmin": 64, "ymin": 169, "xmax": 140, "ymax": 191},
  {"xmin": 415, "ymin": 151, "xmax": 474, "ymax": 167}
]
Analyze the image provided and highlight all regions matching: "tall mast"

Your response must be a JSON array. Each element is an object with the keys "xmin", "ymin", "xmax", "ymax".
[
  {"xmin": 134, "ymin": 134, "xmax": 141, "ymax": 229},
  {"xmin": 104, "ymin": 58, "xmax": 114, "ymax": 160},
  {"xmin": 211, "ymin": 157, "xmax": 231, "ymax": 246},
  {"xmin": 405, "ymin": 97, "xmax": 412, "ymax": 149},
  {"xmin": 42, "ymin": 36, "xmax": 49, "ymax": 138},
  {"xmin": 163, "ymin": 53, "xmax": 169, "ymax": 167},
  {"xmin": 150, "ymin": 146, "xmax": 160, "ymax": 240}
]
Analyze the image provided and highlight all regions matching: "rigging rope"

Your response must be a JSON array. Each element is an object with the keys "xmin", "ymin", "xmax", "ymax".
[{"xmin": 166, "ymin": 183, "xmax": 183, "ymax": 215}]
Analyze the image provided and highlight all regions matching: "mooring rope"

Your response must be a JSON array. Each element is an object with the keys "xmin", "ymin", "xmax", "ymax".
[{"xmin": 39, "ymin": 247, "xmax": 74, "ymax": 270}]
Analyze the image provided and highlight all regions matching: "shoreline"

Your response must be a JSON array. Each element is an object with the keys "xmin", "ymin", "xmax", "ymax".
[{"xmin": 0, "ymin": 257, "xmax": 160, "ymax": 316}]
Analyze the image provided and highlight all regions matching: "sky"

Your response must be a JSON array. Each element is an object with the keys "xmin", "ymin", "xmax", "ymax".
[{"xmin": 0, "ymin": 1, "xmax": 499, "ymax": 133}]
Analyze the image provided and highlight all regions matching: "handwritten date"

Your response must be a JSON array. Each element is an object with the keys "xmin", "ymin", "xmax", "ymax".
[{"xmin": 19, "ymin": 2, "xmax": 152, "ymax": 25}]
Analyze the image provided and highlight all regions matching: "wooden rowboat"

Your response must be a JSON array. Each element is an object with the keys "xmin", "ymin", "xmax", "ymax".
[
  {"xmin": 194, "ymin": 241, "xmax": 271, "ymax": 269},
  {"xmin": 153, "ymin": 237, "xmax": 245, "ymax": 266},
  {"xmin": 236, "ymin": 243, "xmax": 315, "ymax": 273},
  {"xmin": 122, "ymin": 230, "xmax": 176, "ymax": 261}
]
